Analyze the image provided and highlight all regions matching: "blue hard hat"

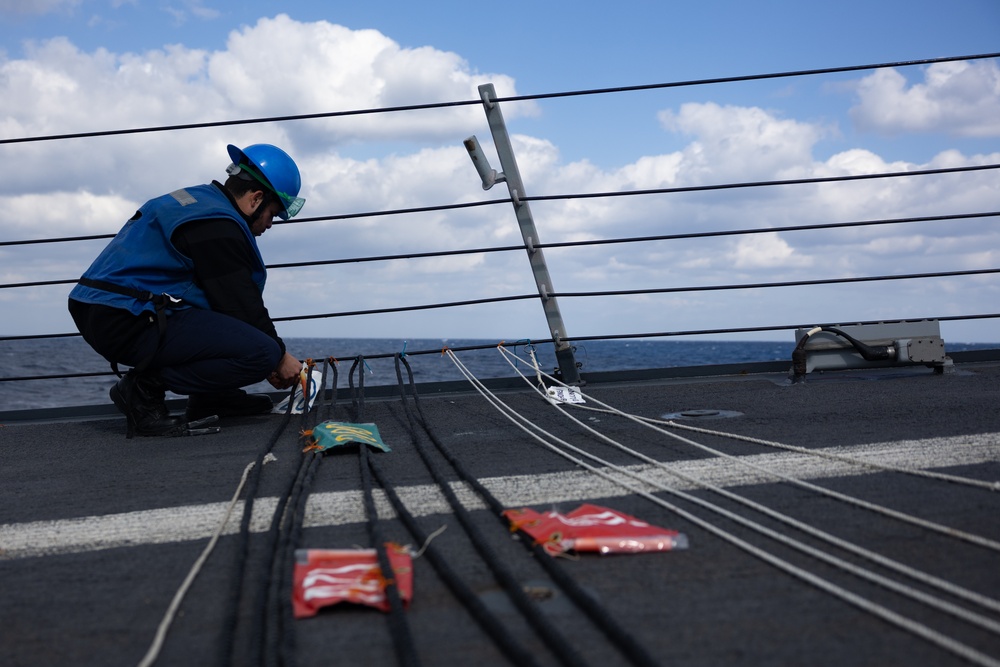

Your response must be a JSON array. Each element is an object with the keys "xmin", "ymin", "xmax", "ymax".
[{"xmin": 226, "ymin": 143, "xmax": 305, "ymax": 219}]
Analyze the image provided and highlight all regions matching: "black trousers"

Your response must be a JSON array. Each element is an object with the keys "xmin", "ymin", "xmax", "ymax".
[{"xmin": 69, "ymin": 300, "xmax": 281, "ymax": 395}]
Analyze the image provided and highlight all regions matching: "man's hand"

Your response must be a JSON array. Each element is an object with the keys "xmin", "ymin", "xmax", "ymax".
[{"xmin": 268, "ymin": 351, "xmax": 302, "ymax": 389}]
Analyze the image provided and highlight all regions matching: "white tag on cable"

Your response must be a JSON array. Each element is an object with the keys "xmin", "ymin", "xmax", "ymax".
[
  {"xmin": 546, "ymin": 386, "xmax": 585, "ymax": 405},
  {"xmin": 273, "ymin": 369, "xmax": 324, "ymax": 414}
]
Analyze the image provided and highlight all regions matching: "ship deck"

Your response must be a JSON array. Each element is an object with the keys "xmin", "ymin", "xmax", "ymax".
[{"xmin": 1, "ymin": 353, "xmax": 999, "ymax": 667}]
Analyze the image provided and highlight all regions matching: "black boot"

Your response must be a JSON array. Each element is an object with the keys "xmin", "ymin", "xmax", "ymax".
[
  {"xmin": 186, "ymin": 389, "xmax": 273, "ymax": 422},
  {"xmin": 109, "ymin": 371, "xmax": 184, "ymax": 438}
]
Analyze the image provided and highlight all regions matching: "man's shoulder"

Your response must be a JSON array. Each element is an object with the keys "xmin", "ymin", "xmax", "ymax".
[
  {"xmin": 173, "ymin": 216, "xmax": 246, "ymax": 243},
  {"xmin": 142, "ymin": 183, "xmax": 223, "ymax": 210}
]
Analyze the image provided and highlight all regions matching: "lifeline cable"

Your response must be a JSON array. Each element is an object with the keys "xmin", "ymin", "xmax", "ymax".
[
  {"xmin": 254, "ymin": 356, "xmax": 414, "ymax": 667},
  {"xmin": 389, "ymin": 355, "xmax": 592, "ymax": 667},
  {"xmin": 650, "ymin": 418, "xmax": 1000, "ymax": 492},
  {"xmin": 259, "ymin": 393, "xmax": 324, "ymax": 667},
  {"xmin": 269, "ymin": 363, "xmax": 329, "ymax": 664},
  {"xmin": 246, "ymin": 367, "xmax": 322, "ymax": 667},
  {"xmin": 364, "ymin": 452, "xmax": 545, "ymax": 667},
  {"xmin": 495, "ymin": 346, "xmax": 1000, "ymax": 631},
  {"xmin": 352, "ymin": 355, "xmax": 422, "ymax": 667},
  {"xmin": 218, "ymin": 382, "xmax": 299, "ymax": 667},
  {"xmin": 4, "ymin": 52, "xmax": 994, "ymax": 146},
  {"xmin": 260, "ymin": 358, "xmax": 339, "ymax": 667},
  {"xmin": 359, "ymin": 446, "xmax": 421, "ymax": 667},
  {"xmin": 499, "ymin": 345, "xmax": 1000, "ymax": 552},
  {"xmin": 450, "ymin": 348, "xmax": 1000, "ymax": 666},
  {"xmin": 461, "ymin": 347, "xmax": 1000, "ymax": 666},
  {"xmin": 276, "ymin": 358, "xmax": 339, "ymax": 667},
  {"xmin": 394, "ymin": 354, "xmax": 662, "ymax": 667},
  {"xmin": 264, "ymin": 451, "xmax": 321, "ymax": 667},
  {"xmin": 136, "ymin": 457, "xmax": 263, "ymax": 667}
]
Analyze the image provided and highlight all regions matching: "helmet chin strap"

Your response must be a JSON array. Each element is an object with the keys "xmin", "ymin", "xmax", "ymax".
[{"xmin": 248, "ymin": 199, "xmax": 266, "ymax": 224}]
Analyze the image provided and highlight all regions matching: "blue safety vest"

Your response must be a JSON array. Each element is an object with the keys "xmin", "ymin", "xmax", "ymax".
[{"xmin": 70, "ymin": 184, "xmax": 266, "ymax": 315}]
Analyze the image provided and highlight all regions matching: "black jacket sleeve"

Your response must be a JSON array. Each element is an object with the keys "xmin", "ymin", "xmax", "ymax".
[{"xmin": 172, "ymin": 218, "xmax": 286, "ymax": 354}]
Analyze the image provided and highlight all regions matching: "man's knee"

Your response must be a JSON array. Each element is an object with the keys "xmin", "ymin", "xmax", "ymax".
[{"xmin": 249, "ymin": 337, "xmax": 283, "ymax": 380}]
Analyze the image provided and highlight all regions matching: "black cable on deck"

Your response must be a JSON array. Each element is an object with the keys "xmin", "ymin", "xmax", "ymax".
[
  {"xmin": 217, "ymin": 384, "xmax": 297, "ymax": 667},
  {"xmin": 351, "ymin": 356, "xmax": 422, "ymax": 667},
  {"xmin": 390, "ymin": 356, "xmax": 592, "ymax": 667},
  {"xmin": 364, "ymin": 453, "xmax": 545, "ymax": 667},
  {"xmin": 275, "ymin": 359, "xmax": 339, "ymax": 666},
  {"xmin": 247, "ymin": 391, "xmax": 318, "ymax": 667},
  {"xmin": 395, "ymin": 354, "xmax": 661, "ymax": 667}
]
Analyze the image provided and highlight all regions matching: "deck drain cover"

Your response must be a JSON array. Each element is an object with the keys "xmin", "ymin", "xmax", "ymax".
[{"xmin": 661, "ymin": 409, "xmax": 743, "ymax": 420}]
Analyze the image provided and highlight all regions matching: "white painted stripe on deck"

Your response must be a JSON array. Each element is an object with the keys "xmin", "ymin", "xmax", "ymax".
[{"xmin": 1, "ymin": 434, "xmax": 997, "ymax": 560}]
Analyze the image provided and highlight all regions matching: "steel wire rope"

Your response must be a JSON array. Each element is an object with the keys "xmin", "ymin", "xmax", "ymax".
[
  {"xmin": 386, "ymin": 357, "xmax": 593, "ymax": 667},
  {"xmin": 4, "ymin": 265, "xmax": 999, "ymax": 317},
  {"xmin": 493, "ymin": 346, "xmax": 1000, "ymax": 624},
  {"xmin": 497, "ymin": 344, "xmax": 1000, "ymax": 553},
  {"xmin": 217, "ymin": 383, "xmax": 299, "ymax": 667},
  {"xmin": 263, "ymin": 209, "xmax": 1000, "ymax": 271},
  {"xmin": 550, "ymin": 313, "xmax": 1000, "ymax": 347},
  {"xmin": 136, "ymin": 457, "xmax": 265, "ymax": 667},
  {"xmin": 444, "ymin": 349, "xmax": 1000, "ymax": 667},
  {"xmin": 516, "ymin": 163, "xmax": 1000, "ymax": 205},
  {"xmin": 649, "ymin": 419, "xmax": 1000, "ymax": 493},
  {"xmin": 277, "ymin": 357, "xmax": 340, "ymax": 667},
  {"xmin": 350, "ymin": 355, "xmax": 422, "ymax": 667},
  {"xmin": 6, "ymin": 314, "xmax": 1000, "ymax": 348},
  {"xmin": 256, "ymin": 449, "xmax": 320, "ymax": 667},
  {"xmin": 392, "ymin": 353, "xmax": 661, "ymax": 667},
  {"xmin": 2, "ymin": 52, "xmax": 995, "ymax": 146},
  {"xmin": 349, "ymin": 351, "xmax": 555, "ymax": 667},
  {"xmin": 258, "ymin": 361, "xmax": 331, "ymax": 667},
  {"xmin": 5, "ymin": 311, "xmax": 1000, "ymax": 386},
  {"xmin": 362, "ymin": 455, "xmax": 545, "ymax": 667},
  {"xmin": 247, "ymin": 396, "xmax": 318, "ymax": 667},
  {"xmin": 4, "ymin": 188, "xmax": 997, "ymax": 254},
  {"xmin": 540, "ymin": 267, "xmax": 1000, "ymax": 301},
  {"xmin": 263, "ymin": 268, "xmax": 1000, "ymax": 326},
  {"xmin": 270, "ymin": 452, "xmax": 321, "ymax": 667},
  {"xmin": 0, "ymin": 198, "xmax": 509, "ymax": 249}
]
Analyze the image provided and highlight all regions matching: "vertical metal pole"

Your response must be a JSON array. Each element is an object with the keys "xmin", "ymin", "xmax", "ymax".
[{"xmin": 476, "ymin": 83, "xmax": 581, "ymax": 384}]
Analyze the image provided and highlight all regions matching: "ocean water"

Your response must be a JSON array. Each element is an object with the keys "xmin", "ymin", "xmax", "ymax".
[{"xmin": 1, "ymin": 336, "xmax": 996, "ymax": 411}]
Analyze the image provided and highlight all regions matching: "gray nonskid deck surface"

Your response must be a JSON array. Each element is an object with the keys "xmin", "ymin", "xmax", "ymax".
[{"xmin": 1, "ymin": 362, "xmax": 999, "ymax": 666}]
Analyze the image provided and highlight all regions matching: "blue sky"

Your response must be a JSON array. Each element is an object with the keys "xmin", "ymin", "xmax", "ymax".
[{"xmin": 1, "ymin": 0, "xmax": 999, "ymax": 344}]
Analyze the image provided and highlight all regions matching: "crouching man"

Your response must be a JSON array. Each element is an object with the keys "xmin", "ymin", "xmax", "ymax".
[{"xmin": 68, "ymin": 143, "xmax": 306, "ymax": 437}]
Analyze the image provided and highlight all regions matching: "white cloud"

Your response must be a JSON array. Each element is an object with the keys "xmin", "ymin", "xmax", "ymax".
[
  {"xmin": 208, "ymin": 15, "xmax": 526, "ymax": 144},
  {"xmin": 658, "ymin": 102, "xmax": 823, "ymax": 182},
  {"xmin": 0, "ymin": 18, "xmax": 996, "ymax": 341},
  {"xmin": 0, "ymin": 15, "xmax": 529, "ymax": 206},
  {"xmin": 728, "ymin": 232, "xmax": 813, "ymax": 270},
  {"xmin": 850, "ymin": 61, "xmax": 1000, "ymax": 137},
  {"xmin": 4, "ymin": 190, "xmax": 135, "ymax": 235}
]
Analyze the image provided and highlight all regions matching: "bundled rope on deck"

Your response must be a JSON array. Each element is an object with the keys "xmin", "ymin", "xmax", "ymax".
[
  {"xmin": 136, "ymin": 377, "xmax": 306, "ymax": 667},
  {"xmin": 229, "ymin": 364, "xmax": 321, "ymax": 667},
  {"xmin": 350, "ymin": 356, "xmax": 422, "ymax": 667},
  {"xmin": 255, "ymin": 359, "xmax": 330, "ymax": 667},
  {"xmin": 390, "ymin": 353, "xmax": 661, "ymax": 667},
  {"xmin": 363, "ymin": 451, "xmax": 545, "ymax": 667},
  {"xmin": 494, "ymin": 345, "xmax": 1000, "ymax": 612},
  {"xmin": 217, "ymin": 383, "xmax": 300, "ymax": 667},
  {"xmin": 241, "ymin": 355, "xmax": 420, "ymax": 667},
  {"xmin": 458, "ymin": 344, "xmax": 1000, "ymax": 667}
]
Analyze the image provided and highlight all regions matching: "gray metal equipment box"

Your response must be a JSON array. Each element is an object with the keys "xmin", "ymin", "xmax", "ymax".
[{"xmin": 793, "ymin": 320, "xmax": 949, "ymax": 374}]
